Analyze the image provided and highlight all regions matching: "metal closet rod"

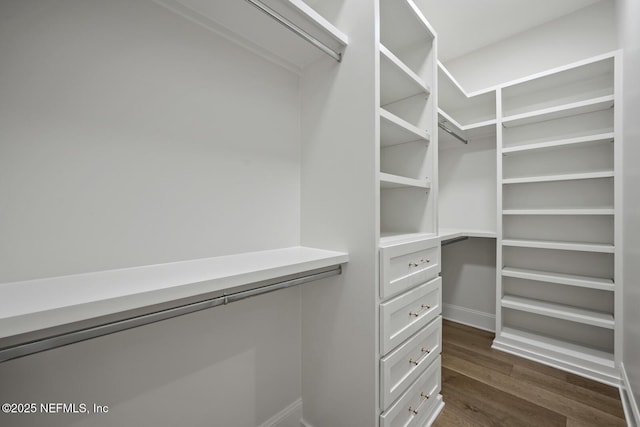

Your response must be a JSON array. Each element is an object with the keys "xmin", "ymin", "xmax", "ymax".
[
  {"xmin": 0, "ymin": 265, "xmax": 342, "ymax": 363},
  {"xmin": 442, "ymin": 236, "xmax": 469, "ymax": 247},
  {"xmin": 244, "ymin": 0, "xmax": 342, "ymax": 62},
  {"xmin": 438, "ymin": 122, "xmax": 468, "ymax": 145}
]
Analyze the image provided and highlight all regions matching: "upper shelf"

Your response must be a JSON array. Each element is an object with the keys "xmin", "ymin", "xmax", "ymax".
[
  {"xmin": 380, "ymin": 44, "xmax": 430, "ymax": 106},
  {"xmin": 502, "ymin": 170, "xmax": 614, "ymax": 185},
  {"xmin": 379, "ymin": 0, "xmax": 434, "ymax": 54},
  {"xmin": 438, "ymin": 63, "xmax": 497, "ymax": 127},
  {"xmin": 502, "ymin": 56, "xmax": 614, "ymax": 118},
  {"xmin": 154, "ymin": 0, "xmax": 348, "ymax": 72},
  {"xmin": 502, "ymin": 133, "xmax": 614, "ymax": 155},
  {"xmin": 502, "ymin": 95, "xmax": 614, "ymax": 128},
  {"xmin": 0, "ymin": 247, "xmax": 349, "ymax": 348}
]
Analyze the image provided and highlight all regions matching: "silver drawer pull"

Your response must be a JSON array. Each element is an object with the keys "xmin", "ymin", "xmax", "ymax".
[
  {"xmin": 408, "ymin": 392, "xmax": 430, "ymax": 415},
  {"xmin": 409, "ymin": 347, "xmax": 432, "ymax": 366},
  {"xmin": 409, "ymin": 304, "xmax": 431, "ymax": 317},
  {"xmin": 408, "ymin": 258, "xmax": 431, "ymax": 268}
]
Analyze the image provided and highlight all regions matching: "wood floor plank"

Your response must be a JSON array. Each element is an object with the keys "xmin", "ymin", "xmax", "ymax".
[
  {"xmin": 567, "ymin": 373, "xmax": 622, "ymax": 400},
  {"xmin": 440, "ymin": 367, "xmax": 566, "ymax": 427},
  {"xmin": 435, "ymin": 320, "xmax": 627, "ymax": 427},
  {"xmin": 443, "ymin": 353, "xmax": 626, "ymax": 426},
  {"xmin": 510, "ymin": 364, "xmax": 625, "ymax": 418},
  {"xmin": 445, "ymin": 342, "xmax": 514, "ymax": 376}
]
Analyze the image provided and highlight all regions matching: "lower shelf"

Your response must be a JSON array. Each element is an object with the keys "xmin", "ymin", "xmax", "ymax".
[
  {"xmin": 493, "ymin": 327, "xmax": 618, "ymax": 386},
  {"xmin": 501, "ymin": 295, "xmax": 614, "ymax": 329},
  {"xmin": 502, "ymin": 267, "xmax": 614, "ymax": 291},
  {"xmin": 502, "ymin": 238, "xmax": 614, "ymax": 253}
]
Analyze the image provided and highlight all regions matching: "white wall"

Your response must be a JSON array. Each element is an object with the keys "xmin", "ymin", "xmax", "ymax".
[
  {"xmin": 444, "ymin": 0, "xmax": 617, "ymax": 93},
  {"xmin": 0, "ymin": 0, "xmax": 301, "ymax": 282},
  {"xmin": 0, "ymin": 0, "xmax": 304, "ymax": 425},
  {"xmin": 618, "ymin": 0, "xmax": 640, "ymax": 422},
  {"xmin": 439, "ymin": 137, "xmax": 496, "ymax": 233},
  {"xmin": 441, "ymin": 238, "xmax": 496, "ymax": 331}
]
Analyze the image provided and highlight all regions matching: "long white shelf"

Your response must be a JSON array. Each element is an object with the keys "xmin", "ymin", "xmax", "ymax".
[
  {"xmin": 0, "ymin": 247, "xmax": 349, "ymax": 346},
  {"xmin": 494, "ymin": 327, "xmax": 616, "ymax": 372},
  {"xmin": 438, "ymin": 229, "xmax": 497, "ymax": 240},
  {"xmin": 502, "ymin": 267, "xmax": 614, "ymax": 291},
  {"xmin": 502, "ymin": 95, "xmax": 614, "ymax": 128},
  {"xmin": 380, "ymin": 172, "xmax": 431, "ymax": 190},
  {"xmin": 502, "ymin": 133, "xmax": 614, "ymax": 155},
  {"xmin": 502, "ymin": 238, "xmax": 614, "ymax": 253},
  {"xmin": 156, "ymin": 0, "xmax": 348, "ymax": 72},
  {"xmin": 501, "ymin": 295, "xmax": 614, "ymax": 329},
  {"xmin": 502, "ymin": 170, "xmax": 614, "ymax": 184},
  {"xmin": 502, "ymin": 208, "xmax": 614, "ymax": 215},
  {"xmin": 380, "ymin": 108, "xmax": 430, "ymax": 147},
  {"xmin": 380, "ymin": 43, "xmax": 430, "ymax": 106}
]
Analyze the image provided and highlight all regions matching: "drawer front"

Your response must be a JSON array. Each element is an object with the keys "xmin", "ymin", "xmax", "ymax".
[
  {"xmin": 380, "ymin": 316, "xmax": 442, "ymax": 409},
  {"xmin": 380, "ymin": 356, "xmax": 442, "ymax": 427},
  {"xmin": 380, "ymin": 277, "xmax": 442, "ymax": 355},
  {"xmin": 380, "ymin": 238, "xmax": 441, "ymax": 299}
]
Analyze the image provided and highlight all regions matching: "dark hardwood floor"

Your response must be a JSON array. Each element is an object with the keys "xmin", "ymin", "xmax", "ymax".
[{"xmin": 433, "ymin": 320, "xmax": 627, "ymax": 427}]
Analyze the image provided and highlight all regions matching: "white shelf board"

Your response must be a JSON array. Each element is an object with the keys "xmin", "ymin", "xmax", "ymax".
[
  {"xmin": 157, "ymin": 0, "xmax": 348, "ymax": 72},
  {"xmin": 284, "ymin": 0, "xmax": 349, "ymax": 46},
  {"xmin": 380, "ymin": 0, "xmax": 434, "ymax": 54},
  {"xmin": 502, "ymin": 238, "xmax": 614, "ymax": 253},
  {"xmin": 438, "ymin": 109, "xmax": 496, "ymax": 133},
  {"xmin": 503, "ymin": 208, "xmax": 614, "ymax": 216},
  {"xmin": 0, "ymin": 247, "xmax": 349, "ymax": 342},
  {"xmin": 380, "ymin": 108, "xmax": 430, "ymax": 147},
  {"xmin": 502, "ymin": 170, "xmax": 614, "ymax": 185},
  {"xmin": 502, "ymin": 267, "xmax": 614, "ymax": 291},
  {"xmin": 379, "ymin": 232, "xmax": 438, "ymax": 247},
  {"xmin": 501, "ymin": 295, "xmax": 614, "ymax": 329},
  {"xmin": 497, "ymin": 327, "xmax": 615, "ymax": 369},
  {"xmin": 502, "ymin": 95, "xmax": 614, "ymax": 128},
  {"xmin": 380, "ymin": 172, "xmax": 430, "ymax": 190},
  {"xmin": 380, "ymin": 43, "xmax": 430, "ymax": 106},
  {"xmin": 502, "ymin": 133, "xmax": 614, "ymax": 155},
  {"xmin": 438, "ymin": 229, "xmax": 497, "ymax": 241}
]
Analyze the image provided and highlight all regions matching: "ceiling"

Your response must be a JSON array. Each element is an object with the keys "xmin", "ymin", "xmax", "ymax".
[{"xmin": 415, "ymin": 0, "xmax": 604, "ymax": 62}]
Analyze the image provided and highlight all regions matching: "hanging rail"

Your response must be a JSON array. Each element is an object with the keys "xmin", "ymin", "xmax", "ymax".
[
  {"xmin": 244, "ymin": 0, "xmax": 342, "ymax": 62},
  {"xmin": 0, "ymin": 265, "xmax": 342, "ymax": 363},
  {"xmin": 441, "ymin": 236, "xmax": 469, "ymax": 247},
  {"xmin": 438, "ymin": 121, "xmax": 468, "ymax": 145}
]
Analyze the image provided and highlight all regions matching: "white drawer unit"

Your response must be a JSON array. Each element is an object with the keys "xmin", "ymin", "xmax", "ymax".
[
  {"xmin": 380, "ymin": 277, "xmax": 442, "ymax": 355},
  {"xmin": 380, "ymin": 355, "xmax": 442, "ymax": 427},
  {"xmin": 380, "ymin": 316, "xmax": 442, "ymax": 409},
  {"xmin": 380, "ymin": 238, "xmax": 441, "ymax": 299}
]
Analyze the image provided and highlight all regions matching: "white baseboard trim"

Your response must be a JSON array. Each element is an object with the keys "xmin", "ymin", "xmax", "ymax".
[
  {"xmin": 620, "ymin": 363, "xmax": 640, "ymax": 427},
  {"xmin": 259, "ymin": 398, "xmax": 302, "ymax": 427},
  {"xmin": 442, "ymin": 303, "xmax": 495, "ymax": 332}
]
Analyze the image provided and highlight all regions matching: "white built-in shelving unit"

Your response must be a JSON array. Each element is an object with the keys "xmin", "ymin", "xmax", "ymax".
[
  {"xmin": 379, "ymin": 0, "xmax": 437, "ymax": 239},
  {"xmin": 377, "ymin": 1, "xmax": 444, "ymax": 425},
  {"xmin": 493, "ymin": 52, "xmax": 622, "ymax": 385}
]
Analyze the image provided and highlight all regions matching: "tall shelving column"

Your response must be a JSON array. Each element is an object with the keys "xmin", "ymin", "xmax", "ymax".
[
  {"xmin": 377, "ymin": 2, "xmax": 444, "ymax": 426},
  {"xmin": 492, "ymin": 53, "xmax": 622, "ymax": 385},
  {"xmin": 378, "ymin": 0, "xmax": 437, "ymax": 242}
]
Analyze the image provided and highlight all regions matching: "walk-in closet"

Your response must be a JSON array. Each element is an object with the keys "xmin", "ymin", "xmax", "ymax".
[{"xmin": 1, "ymin": 0, "xmax": 639, "ymax": 426}]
